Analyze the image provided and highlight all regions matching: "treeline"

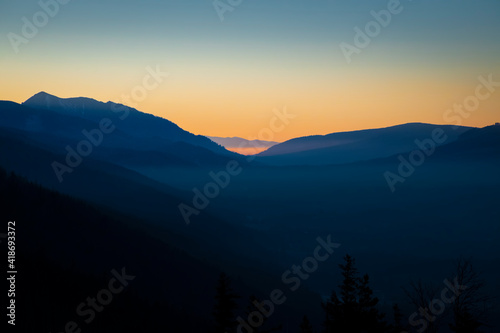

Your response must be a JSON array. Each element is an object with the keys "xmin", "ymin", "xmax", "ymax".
[{"xmin": 212, "ymin": 255, "xmax": 491, "ymax": 333}]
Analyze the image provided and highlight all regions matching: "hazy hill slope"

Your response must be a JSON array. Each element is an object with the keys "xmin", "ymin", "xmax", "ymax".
[
  {"xmin": 208, "ymin": 136, "xmax": 278, "ymax": 148},
  {"xmin": 196, "ymin": 125, "xmax": 500, "ymax": 312},
  {"xmin": 0, "ymin": 126, "xmax": 316, "ymax": 297},
  {"xmin": 0, "ymin": 128, "xmax": 263, "ymax": 263},
  {"xmin": 0, "ymin": 167, "xmax": 219, "ymax": 331},
  {"xmin": 256, "ymin": 123, "xmax": 472, "ymax": 166},
  {"xmin": 431, "ymin": 123, "xmax": 500, "ymax": 158}
]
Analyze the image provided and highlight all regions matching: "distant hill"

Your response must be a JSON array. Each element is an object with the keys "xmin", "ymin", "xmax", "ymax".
[
  {"xmin": 207, "ymin": 136, "xmax": 278, "ymax": 155},
  {"xmin": 207, "ymin": 136, "xmax": 278, "ymax": 148},
  {"xmin": 430, "ymin": 123, "xmax": 500, "ymax": 160},
  {"xmin": 255, "ymin": 123, "xmax": 473, "ymax": 166}
]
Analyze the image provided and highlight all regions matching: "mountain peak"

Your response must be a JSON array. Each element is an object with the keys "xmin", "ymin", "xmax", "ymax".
[
  {"xmin": 16, "ymin": 91, "xmax": 230, "ymax": 155},
  {"xmin": 23, "ymin": 92, "xmax": 109, "ymax": 118},
  {"xmin": 31, "ymin": 91, "xmax": 54, "ymax": 98},
  {"xmin": 24, "ymin": 91, "xmax": 59, "ymax": 105}
]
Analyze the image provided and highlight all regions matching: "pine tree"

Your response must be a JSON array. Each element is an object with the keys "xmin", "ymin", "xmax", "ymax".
[
  {"xmin": 213, "ymin": 273, "xmax": 239, "ymax": 333},
  {"xmin": 323, "ymin": 254, "xmax": 361, "ymax": 332},
  {"xmin": 299, "ymin": 315, "xmax": 314, "ymax": 333},
  {"xmin": 322, "ymin": 255, "xmax": 387, "ymax": 333},
  {"xmin": 391, "ymin": 303, "xmax": 406, "ymax": 333},
  {"xmin": 358, "ymin": 273, "xmax": 387, "ymax": 332},
  {"xmin": 339, "ymin": 254, "xmax": 359, "ymax": 307}
]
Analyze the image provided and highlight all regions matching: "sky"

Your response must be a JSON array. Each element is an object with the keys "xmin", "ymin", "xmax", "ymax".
[{"xmin": 1, "ymin": 0, "xmax": 499, "ymax": 142}]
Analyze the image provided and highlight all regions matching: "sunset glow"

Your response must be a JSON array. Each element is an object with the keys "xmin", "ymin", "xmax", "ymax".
[{"xmin": 1, "ymin": 1, "xmax": 499, "ymax": 142}]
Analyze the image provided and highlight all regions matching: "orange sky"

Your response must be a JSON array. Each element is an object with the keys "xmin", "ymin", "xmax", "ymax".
[
  {"xmin": 2, "ymin": 61, "xmax": 498, "ymax": 142},
  {"xmin": 1, "ymin": 0, "xmax": 499, "ymax": 142}
]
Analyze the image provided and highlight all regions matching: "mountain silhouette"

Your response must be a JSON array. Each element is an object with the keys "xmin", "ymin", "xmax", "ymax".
[
  {"xmin": 256, "ymin": 123, "xmax": 472, "ymax": 166},
  {"xmin": 23, "ymin": 91, "xmax": 230, "ymax": 155},
  {"xmin": 1, "ymin": 93, "xmax": 500, "ymax": 331},
  {"xmin": 1, "ymin": 94, "xmax": 246, "ymax": 170},
  {"xmin": 208, "ymin": 136, "xmax": 278, "ymax": 148}
]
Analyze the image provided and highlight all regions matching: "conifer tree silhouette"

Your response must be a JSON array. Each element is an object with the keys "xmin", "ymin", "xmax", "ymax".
[
  {"xmin": 213, "ymin": 273, "xmax": 239, "ymax": 333},
  {"xmin": 322, "ymin": 254, "xmax": 387, "ymax": 333},
  {"xmin": 299, "ymin": 315, "xmax": 314, "ymax": 333}
]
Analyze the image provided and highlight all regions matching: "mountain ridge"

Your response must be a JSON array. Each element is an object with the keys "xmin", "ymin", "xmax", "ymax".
[
  {"xmin": 255, "ymin": 122, "xmax": 474, "ymax": 166},
  {"xmin": 22, "ymin": 91, "xmax": 229, "ymax": 155}
]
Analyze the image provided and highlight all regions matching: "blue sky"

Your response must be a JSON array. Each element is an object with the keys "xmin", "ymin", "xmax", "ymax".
[{"xmin": 1, "ymin": 0, "xmax": 499, "ymax": 139}]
